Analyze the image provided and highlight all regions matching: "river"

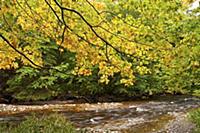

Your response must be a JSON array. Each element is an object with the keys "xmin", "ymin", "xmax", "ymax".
[{"xmin": 0, "ymin": 95, "xmax": 199, "ymax": 133}]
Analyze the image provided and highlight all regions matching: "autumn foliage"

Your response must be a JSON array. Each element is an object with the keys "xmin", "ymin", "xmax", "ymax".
[{"xmin": 0, "ymin": 0, "xmax": 199, "ymax": 101}]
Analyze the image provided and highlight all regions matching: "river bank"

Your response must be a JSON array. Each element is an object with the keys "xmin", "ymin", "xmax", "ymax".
[{"xmin": 0, "ymin": 95, "xmax": 199, "ymax": 133}]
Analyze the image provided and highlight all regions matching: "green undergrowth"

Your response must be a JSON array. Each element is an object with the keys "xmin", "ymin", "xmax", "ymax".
[
  {"xmin": 189, "ymin": 108, "xmax": 200, "ymax": 133},
  {"xmin": 0, "ymin": 113, "xmax": 76, "ymax": 133}
]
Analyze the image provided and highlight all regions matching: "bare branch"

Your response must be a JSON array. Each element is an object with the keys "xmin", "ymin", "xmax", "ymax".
[
  {"xmin": 95, "ymin": 25, "xmax": 152, "ymax": 47},
  {"xmin": 44, "ymin": 0, "xmax": 63, "ymax": 24},
  {"xmin": 85, "ymin": 0, "xmax": 100, "ymax": 15},
  {"xmin": 53, "ymin": 0, "xmax": 124, "ymax": 58},
  {"xmin": 45, "ymin": 0, "xmax": 98, "ymax": 48}
]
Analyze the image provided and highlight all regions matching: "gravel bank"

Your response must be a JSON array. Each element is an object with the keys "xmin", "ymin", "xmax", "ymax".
[{"xmin": 155, "ymin": 112, "xmax": 196, "ymax": 133}]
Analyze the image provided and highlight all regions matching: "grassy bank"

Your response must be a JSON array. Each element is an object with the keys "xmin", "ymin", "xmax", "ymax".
[
  {"xmin": 189, "ymin": 108, "xmax": 200, "ymax": 133},
  {"xmin": 0, "ymin": 113, "xmax": 76, "ymax": 133}
]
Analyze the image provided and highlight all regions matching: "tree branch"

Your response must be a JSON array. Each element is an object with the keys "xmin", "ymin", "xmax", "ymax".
[
  {"xmin": 85, "ymin": 0, "xmax": 100, "ymax": 15},
  {"xmin": 45, "ymin": 0, "xmax": 98, "ymax": 48},
  {"xmin": 53, "ymin": 0, "xmax": 126, "ymax": 60},
  {"xmin": 0, "ymin": 33, "xmax": 43, "ymax": 68},
  {"xmin": 44, "ymin": 0, "xmax": 63, "ymax": 24}
]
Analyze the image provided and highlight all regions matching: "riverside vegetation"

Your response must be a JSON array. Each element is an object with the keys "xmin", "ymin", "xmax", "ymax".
[
  {"xmin": 189, "ymin": 108, "xmax": 200, "ymax": 133},
  {"xmin": 0, "ymin": 104, "xmax": 199, "ymax": 133},
  {"xmin": 0, "ymin": 113, "xmax": 76, "ymax": 133}
]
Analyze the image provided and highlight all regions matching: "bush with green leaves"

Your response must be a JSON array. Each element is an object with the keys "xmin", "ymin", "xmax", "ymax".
[
  {"xmin": 0, "ymin": 113, "xmax": 76, "ymax": 133},
  {"xmin": 5, "ymin": 40, "xmax": 77, "ymax": 101}
]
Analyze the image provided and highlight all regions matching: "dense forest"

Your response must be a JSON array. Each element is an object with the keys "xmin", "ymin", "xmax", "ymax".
[{"xmin": 0, "ymin": 0, "xmax": 199, "ymax": 102}]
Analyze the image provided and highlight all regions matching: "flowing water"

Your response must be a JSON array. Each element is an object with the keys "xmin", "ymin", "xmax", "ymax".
[{"xmin": 0, "ymin": 95, "xmax": 199, "ymax": 133}]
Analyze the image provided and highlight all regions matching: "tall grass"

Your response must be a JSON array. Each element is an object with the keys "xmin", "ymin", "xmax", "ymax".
[
  {"xmin": 189, "ymin": 108, "xmax": 200, "ymax": 133},
  {"xmin": 0, "ymin": 113, "xmax": 76, "ymax": 133}
]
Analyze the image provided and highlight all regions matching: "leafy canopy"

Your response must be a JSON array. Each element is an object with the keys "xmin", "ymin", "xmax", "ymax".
[{"xmin": 0, "ymin": 0, "xmax": 199, "ymax": 100}]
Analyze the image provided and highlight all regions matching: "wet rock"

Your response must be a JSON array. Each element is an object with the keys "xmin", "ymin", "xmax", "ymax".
[{"xmin": 136, "ymin": 107, "xmax": 148, "ymax": 112}]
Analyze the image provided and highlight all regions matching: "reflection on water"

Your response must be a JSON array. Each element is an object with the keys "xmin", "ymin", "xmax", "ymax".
[{"xmin": 0, "ymin": 95, "xmax": 199, "ymax": 132}]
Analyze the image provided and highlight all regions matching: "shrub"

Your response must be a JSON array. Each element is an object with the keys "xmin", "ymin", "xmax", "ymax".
[{"xmin": 6, "ymin": 42, "xmax": 77, "ymax": 101}]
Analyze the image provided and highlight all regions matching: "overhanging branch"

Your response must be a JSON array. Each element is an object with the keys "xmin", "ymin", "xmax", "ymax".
[
  {"xmin": 53, "ymin": 0, "xmax": 127, "ymax": 61},
  {"xmin": 0, "ymin": 33, "xmax": 43, "ymax": 68}
]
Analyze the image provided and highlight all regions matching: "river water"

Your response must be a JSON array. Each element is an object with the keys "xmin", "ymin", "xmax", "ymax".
[{"xmin": 0, "ymin": 95, "xmax": 199, "ymax": 133}]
